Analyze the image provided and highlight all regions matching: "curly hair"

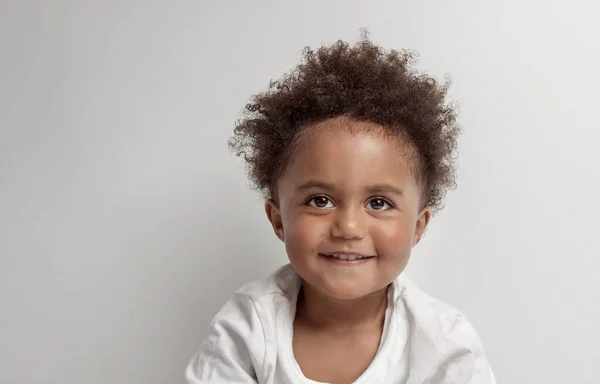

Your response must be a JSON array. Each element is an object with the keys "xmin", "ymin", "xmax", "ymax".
[{"xmin": 228, "ymin": 35, "xmax": 460, "ymax": 214}]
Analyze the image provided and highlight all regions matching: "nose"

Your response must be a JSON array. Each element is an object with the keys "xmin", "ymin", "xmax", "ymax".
[{"xmin": 330, "ymin": 206, "xmax": 366, "ymax": 240}]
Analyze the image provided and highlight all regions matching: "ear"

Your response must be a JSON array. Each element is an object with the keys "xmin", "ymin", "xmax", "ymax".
[
  {"xmin": 413, "ymin": 206, "xmax": 431, "ymax": 246},
  {"xmin": 265, "ymin": 198, "xmax": 285, "ymax": 242}
]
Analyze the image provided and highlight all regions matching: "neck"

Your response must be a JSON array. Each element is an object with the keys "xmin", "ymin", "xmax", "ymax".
[{"xmin": 295, "ymin": 282, "xmax": 389, "ymax": 330}]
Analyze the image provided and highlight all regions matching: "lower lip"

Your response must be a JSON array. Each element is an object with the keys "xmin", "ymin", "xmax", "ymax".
[{"xmin": 319, "ymin": 253, "xmax": 374, "ymax": 265}]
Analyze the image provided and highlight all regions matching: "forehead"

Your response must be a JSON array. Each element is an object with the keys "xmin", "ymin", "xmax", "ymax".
[{"xmin": 278, "ymin": 118, "xmax": 418, "ymax": 193}]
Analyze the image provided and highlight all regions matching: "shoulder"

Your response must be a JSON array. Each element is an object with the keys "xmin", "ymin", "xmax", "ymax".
[
  {"xmin": 209, "ymin": 263, "xmax": 299, "ymax": 331},
  {"xmin": 395, "ymin": 275, "xmax": 470, "ymax": 329},
  {"xmin": 393, "ymin": 275, "xmax": 496, "ymax": 383},
  {"xmin": 205, "ymin": 263, "xmax": 298, "ymax": 333},
  {"xmin": 204, "ymin": 263, "xmax": 299, "ymax": 346},
  {"xmin": 187, "ymin": 265, "xmax": 299, "ymax": 383},
  {"xmin": 235, "ymin": 263, "xmax": 300, "ymax": 302}
]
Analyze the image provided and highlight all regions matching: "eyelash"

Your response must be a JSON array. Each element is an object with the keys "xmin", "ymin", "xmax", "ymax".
[
  {"xmin": 304, "ymin": 194, "xmax": 333, "ymax": 207},
  {"xmin": 304, "ymin": 195, "xmax": 395, "ymax": 209},
  {"xmin": 370, "ymin": 196, "xmax": 396, "ymax": 208}
]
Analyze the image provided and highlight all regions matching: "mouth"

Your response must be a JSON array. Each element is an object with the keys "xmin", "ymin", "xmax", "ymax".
[{"xmin": 319, "ymin": 252, "xmax": 375, "ymax": 264}]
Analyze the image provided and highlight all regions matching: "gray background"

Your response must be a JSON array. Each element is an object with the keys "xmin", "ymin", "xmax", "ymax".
[{"xmin": 1, "ymin": 1, "xmax": 599, "ymax": 383}]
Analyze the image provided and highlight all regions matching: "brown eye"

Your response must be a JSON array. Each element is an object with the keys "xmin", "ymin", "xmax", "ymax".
[
  {"xmin": 368, "ymin": 198, "xmax": 391, "ymax": 211},
  {"xmin": 308, "ymin": 196, "xmax": 333, "ymax": 208}
]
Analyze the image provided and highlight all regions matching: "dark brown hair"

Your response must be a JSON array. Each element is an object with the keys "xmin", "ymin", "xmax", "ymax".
[{"xmin": 229, "ymin": 34, "xmax": 460, "ymax": 213}]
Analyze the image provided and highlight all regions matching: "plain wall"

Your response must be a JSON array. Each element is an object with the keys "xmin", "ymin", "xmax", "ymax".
[{"xmin": 1, "ymin": 1, "xmax": 599, "ymax": 383}]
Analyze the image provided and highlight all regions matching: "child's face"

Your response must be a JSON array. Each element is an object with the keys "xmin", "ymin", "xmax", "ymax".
[{"xmin": 266, "ymin": 118, "xmax": 430, "ymax": 300}]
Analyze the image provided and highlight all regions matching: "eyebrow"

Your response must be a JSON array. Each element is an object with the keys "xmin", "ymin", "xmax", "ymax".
[
  {"xmin": 365, "ymin": 184, "xmax": 404, "ymax": 197},
  {"xmin": 296, "ymin": 180, "xmax": 336, "ymax": 192},
  {"xmin": 296, "ymin": 180, "xmax": 404, "ymax": 196}
]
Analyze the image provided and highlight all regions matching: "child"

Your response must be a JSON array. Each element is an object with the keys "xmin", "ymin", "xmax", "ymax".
[{"xmin": 186, "ymin": 36, "xmax": 496, "ymax": 383}]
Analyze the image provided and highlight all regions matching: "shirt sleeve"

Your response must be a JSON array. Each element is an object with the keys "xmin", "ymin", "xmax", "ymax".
[
  {"xmin": 185, "ymin": 293, "xmax": 266, "ymax": 384},
  {"xmin": 423, "ymin": 314, "xmax": 496, "ymax": 384}
]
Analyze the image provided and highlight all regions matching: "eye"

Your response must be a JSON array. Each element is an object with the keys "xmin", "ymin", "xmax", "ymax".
[
  {"xmin": 307, "ymin": 195, "xmax": 335, "ymax": 209},
  {"xmin": 367, "ymin": 197, "xmax": 393, "ymax": 211}
]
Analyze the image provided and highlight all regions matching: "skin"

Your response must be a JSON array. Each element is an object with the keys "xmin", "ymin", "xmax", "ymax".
[{"xmin": 265, "ymin": 117, "xmax": 430, "ymax": 383}]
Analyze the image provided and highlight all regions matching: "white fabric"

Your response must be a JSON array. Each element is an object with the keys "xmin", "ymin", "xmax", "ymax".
[{"xmin": 186, "ymin": 264, "xmax": 496, "ymax": 384}]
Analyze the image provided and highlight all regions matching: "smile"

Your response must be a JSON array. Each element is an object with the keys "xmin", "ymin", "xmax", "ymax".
[{"xmin": 319, "ymin": 252, "xmax": 375, "ymax": 263}]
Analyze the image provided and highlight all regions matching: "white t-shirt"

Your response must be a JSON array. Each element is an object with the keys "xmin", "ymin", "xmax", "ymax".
[{"xmin": 186, "ymin": 264, "xmax": 496, "ymax": 384}]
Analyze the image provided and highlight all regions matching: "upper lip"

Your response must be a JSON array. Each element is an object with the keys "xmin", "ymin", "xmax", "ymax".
[{"xmin": 321, "ymin": 251, "xmax": 374, "ymax": 257}]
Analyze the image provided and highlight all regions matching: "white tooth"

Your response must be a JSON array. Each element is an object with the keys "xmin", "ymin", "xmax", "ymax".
[
  {"xmin": 338, "ymin": 254, "xmax": 348, "ymax": 260},
  {"xmin": 347, "ymin": 255, "xmax": 356, "ymax": 261},
  {"xmin": 356, "ymin": 256, "xmax": 363, "ymax": 259}
]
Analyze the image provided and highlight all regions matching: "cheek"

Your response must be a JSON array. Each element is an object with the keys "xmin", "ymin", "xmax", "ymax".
[
  {"xmin": 283, "ymin": 213, "xmax": 329, "ymax": 254},
  {"xmin": 371, "ymin": 218, "xmax": 415, "ymax": 256}
]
